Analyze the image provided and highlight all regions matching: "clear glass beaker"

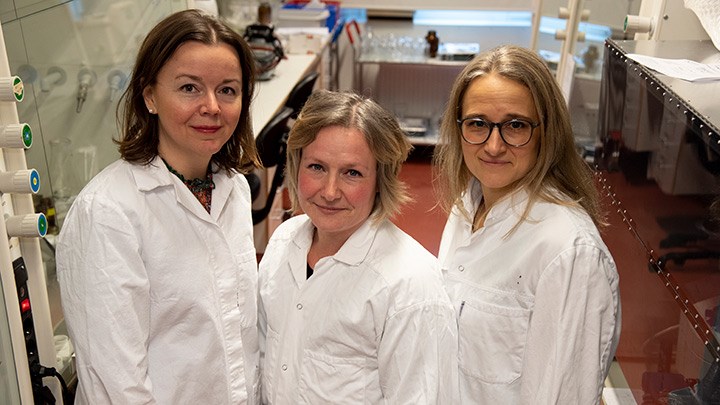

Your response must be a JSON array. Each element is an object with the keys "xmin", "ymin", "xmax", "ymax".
[{"xmin": 49, "ymin": 137, "xmax": 77, "ymax": 229}]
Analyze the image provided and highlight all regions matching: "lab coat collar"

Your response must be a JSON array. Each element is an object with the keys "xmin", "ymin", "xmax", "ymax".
[
  {"xmin": 333, "ymin": 217, "xmax": 377, "ymax": 266},
  {"xmin": 130, "ymin": 156, "xmax": 173, "ymax": 191},
  {"xmin": 130, "ymin": 156, "xmax": 233, "ymax": 223},
  {"xmin": 485, "ymin": 189, "xmax": 529, "ymax": 226},
  {"xmin": 289, "ymin": 217, "xmax": 315, "ymax": 287},
  {"xmin": 288, "ymin": 215, "xmax": 378, "ymax": 286},
  {"xmin": 460, "ymin": 179, "xmax": 530, "ymax": 228},
  {"xmin": 460, "ymin": 178, "xmax": 483, "ymax": 215}
]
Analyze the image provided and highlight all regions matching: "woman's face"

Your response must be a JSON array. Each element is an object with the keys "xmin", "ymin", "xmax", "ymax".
[
  {"xmin": 460, "ymin": 72, "xmax": 540, "ymax": 205},
  {"xmin": 298, "ymin": 125, "xmax": 378, "ymax": 244},
  {"xmin": 143, "ymin": 41, "xmax": 243, "ymax": 176}
]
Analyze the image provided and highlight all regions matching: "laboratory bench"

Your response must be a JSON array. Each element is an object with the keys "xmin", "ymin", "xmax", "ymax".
[
  {"xmin": 251, "ymin": 51, "xmax": 324, "ymax": 252},
  {"xmin": 252, "ymin": 53, "xmax": 322, "ymax": 135}
]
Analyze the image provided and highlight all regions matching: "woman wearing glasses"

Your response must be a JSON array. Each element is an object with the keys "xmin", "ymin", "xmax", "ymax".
[{"xmin": 433, "ymin": 45, "xmax": 621, "ymax": 404}]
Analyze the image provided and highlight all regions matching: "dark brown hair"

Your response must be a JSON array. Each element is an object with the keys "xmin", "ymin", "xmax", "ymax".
[{"xmin": 116, "ymin": 9, "xmax": 260, "ymax": 174}]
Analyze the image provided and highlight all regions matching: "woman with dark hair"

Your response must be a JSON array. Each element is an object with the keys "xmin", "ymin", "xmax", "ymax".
[
  {"xmin": 434, "ymin": 45, "xmax": 621, "ymax": 404},
  {"xmin": 258, "ymin": 90, "xmax": 457, "ymax": 404},
  {"xmin": 56, "ymin": 9, "xmax": 261, "ymax": 403}
]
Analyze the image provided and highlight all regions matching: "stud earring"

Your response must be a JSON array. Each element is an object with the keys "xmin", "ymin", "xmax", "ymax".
[{"xmin": 148, "ymin": 108, "xmax": 154, "ymax": 114}]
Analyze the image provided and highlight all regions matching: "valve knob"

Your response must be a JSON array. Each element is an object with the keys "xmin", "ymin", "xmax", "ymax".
[
  {"xmin": 6, "ymin": 213, "xmax": 47, "ymax": 238},
  {"xmin": 624, "ymin": 15, "xmax": 653, "ymax": 35},
  {"xmin": 0, "ymin": 169, "xmax": 40, "ymax": 194},
  {"xmin": 0, "ymin": 123, "xmax": 33, "ymax": 149},
  {"xmin": 0, "ymin": 76, "xmax": 24, "ymax": 102}
]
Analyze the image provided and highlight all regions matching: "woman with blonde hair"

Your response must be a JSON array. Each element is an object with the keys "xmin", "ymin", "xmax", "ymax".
[
  {"xmin": 259, "ymin": 89, "xmax": 457, "ymax": 404},
  {"xmin": 434, "ymin": 45, "xmax": 621, "ymax": 404}
]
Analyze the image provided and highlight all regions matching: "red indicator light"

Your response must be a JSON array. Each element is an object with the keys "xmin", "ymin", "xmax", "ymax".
[{"xmin": 20, "ymin": 298, "xmax": 30, "ymax": 313}]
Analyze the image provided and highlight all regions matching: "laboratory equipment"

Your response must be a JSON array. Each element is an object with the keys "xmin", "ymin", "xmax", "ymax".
[
  {"xmin": 0, "ymin": 23, "xmax": 65, "ymax": 404},
  {"xmin": 244, "ymin": 11, "xmax": 285, "ymax": 81},
  {"xmin": 624, "ymin": 0, "xmax": 709, "ymax": 41},
  {"xmin": 40, "ymin": 67, "xmax": 66, "ymax": 93},
  {"xmin": 106, "ymin": 68, "xmax": 127, "ymax": 102},
  {"xmin": 597, "ymin": 1, "xmax": 720, "ymax": 391},
  {"xmin": 75, "ymin": 67, "xmax": 96, "ymax": 113}
]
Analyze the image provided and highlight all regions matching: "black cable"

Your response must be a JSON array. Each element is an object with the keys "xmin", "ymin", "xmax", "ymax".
[{"xmin": 31, "ymin": 364, "xmax": 71, "ymax": 404}]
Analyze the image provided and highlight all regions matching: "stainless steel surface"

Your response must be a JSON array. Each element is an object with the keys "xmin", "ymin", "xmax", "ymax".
[
  {"xmin": 608, "ymin": 38, "xmax": 720, "ymax": 138},
  {"xmin": 599, "ymin": 38, "xmax": 720, "ymax": 194}
]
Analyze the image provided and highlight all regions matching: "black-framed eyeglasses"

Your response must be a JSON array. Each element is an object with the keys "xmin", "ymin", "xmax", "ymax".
[{"xmin": 457, "ymin": 117, "xmax": 540, "ymax": 147}]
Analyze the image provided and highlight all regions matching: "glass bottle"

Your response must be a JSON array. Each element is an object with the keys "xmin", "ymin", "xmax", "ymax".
[
  {"xmin": 258, "ymin": 2, "xmax": 272, "ymax": 26},
  {"xmin": 426, "ymin": 30, "xmax": 439, "ymax": 58}
]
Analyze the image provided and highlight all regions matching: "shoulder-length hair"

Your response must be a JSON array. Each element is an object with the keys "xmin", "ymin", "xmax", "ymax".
[
  {"xmin": 285, "ymin": 90, "xmax": 412, "ymax": 224},
  {"xmin": 116, "ymin": 9, "xmax": 260, "ymax": 174},
  {"xmin": 433, "ymin": 44, "xmax": 604, "ymax": 227}
]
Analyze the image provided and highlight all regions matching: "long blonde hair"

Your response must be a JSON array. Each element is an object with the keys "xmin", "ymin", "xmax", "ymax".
[{"xmin": 433, "ymin": 45, "xmax": 604, "ymax": 228}]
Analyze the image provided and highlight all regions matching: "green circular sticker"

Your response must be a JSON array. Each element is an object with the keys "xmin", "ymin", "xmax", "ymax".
[
  {"xmin": 37, "ymin": 213, "xmax": 47, "ymax": 237},
  {"xmin": 22, "ymin": 124, "xmax": 32, "ymax": 148},
  {"xmin": 13, "ymin": 76, "xmax": 23, "ymax": 102}
]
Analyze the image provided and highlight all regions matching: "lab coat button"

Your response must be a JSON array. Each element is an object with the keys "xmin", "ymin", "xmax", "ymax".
[
  {"xmin": 458, "ymin": 265, "xmax": 465, "ymax": 272},
  {"xmin": 281, "ymin": 364, "xmax": 288, "ymax": 371},
  {"xmin": 296, "ymin": 303, "xmax": 303, "ymax": 310}
]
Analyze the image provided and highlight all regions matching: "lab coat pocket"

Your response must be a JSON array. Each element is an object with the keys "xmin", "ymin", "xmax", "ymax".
[
  {"xmin": 262, "ymin": 326, "xmax": 280, "ymax": 403},
  {"xmin": 298, "ymin": 350, "xmax": 367, "ymax": 403},
  {"xmin": 458, "ymin": 299, "xmax": 531, "ymax": 384}
]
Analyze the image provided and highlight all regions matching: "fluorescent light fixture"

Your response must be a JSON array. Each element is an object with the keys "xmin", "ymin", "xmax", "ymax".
[{"xmin": 413, "ymin": 10, "xmax": 532, "ymax": 27}]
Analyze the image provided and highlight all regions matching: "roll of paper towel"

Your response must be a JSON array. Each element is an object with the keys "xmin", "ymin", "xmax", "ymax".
[{"xmin": 685, "ymin": 0, "xmax": 720, "ymax": 51}]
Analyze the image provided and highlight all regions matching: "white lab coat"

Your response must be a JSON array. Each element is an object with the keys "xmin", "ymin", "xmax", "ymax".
[
  {"xmin": 438, "ymin": 180, "xmax": 621, "ymax": 404},
  {"xmin": 56, "ymin": 157, "xmax": 260, "ymax": 404},
  {"xmin": 258, "ymin": 215, "xmax": 458, "ymax": 404}
]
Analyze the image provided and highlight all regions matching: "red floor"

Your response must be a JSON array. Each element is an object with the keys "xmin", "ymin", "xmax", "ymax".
[
  {"xmin": 392, "ymin": 147, "xmax": 447, "ymax": 256},
  {"xmin": 393, "ymin": 150, "xmax": 720, "ymax": 404},
  {"xmin": 267, "ymin": 148, "xmax": 720, "ymax": 403}
]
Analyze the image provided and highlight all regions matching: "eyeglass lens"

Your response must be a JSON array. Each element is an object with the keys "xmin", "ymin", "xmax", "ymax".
[{"xmin": 460, "ymin": 118, "xmax": 534, "ymax": 146}]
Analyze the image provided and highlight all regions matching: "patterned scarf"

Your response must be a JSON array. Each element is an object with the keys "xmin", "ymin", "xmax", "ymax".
[{"xmin": 162, "ymin": 159, "xmax": 215, "ymax": 214}]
